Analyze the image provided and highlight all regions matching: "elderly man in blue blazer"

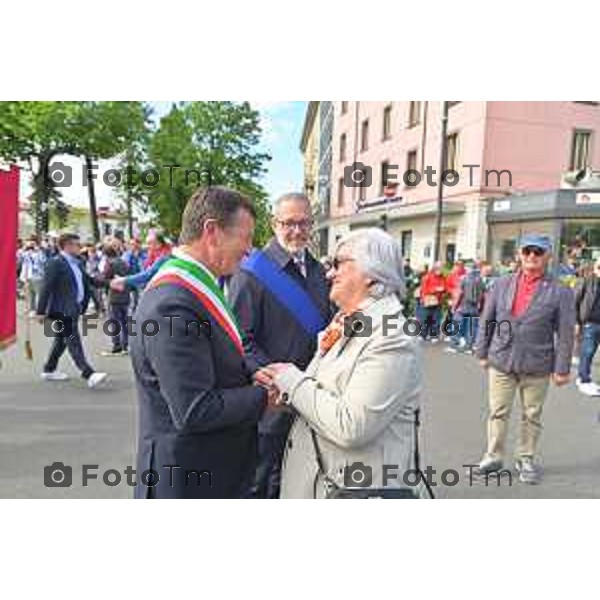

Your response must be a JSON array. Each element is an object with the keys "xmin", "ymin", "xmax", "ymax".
[
  {"xmin": 227, "ymin": 192, "xmax": 333, "ymax": 498},
  {"xmin": 474, "ymin": 234, "xmax": 575, "ymax": 484}
]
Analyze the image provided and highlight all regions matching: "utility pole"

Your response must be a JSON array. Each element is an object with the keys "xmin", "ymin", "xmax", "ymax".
[
  {"xmin": 434, "ymin": 101, "xmax": 449, "ymax": 262},
  {"xmin": 85, "ymin": 155, "xmax": 100, "ymax": 243}
]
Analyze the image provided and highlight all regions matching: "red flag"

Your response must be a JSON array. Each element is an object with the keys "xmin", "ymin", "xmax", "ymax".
[{"xmin": 0, "ymin": 165, "xmax": 19, "ymax": 350}]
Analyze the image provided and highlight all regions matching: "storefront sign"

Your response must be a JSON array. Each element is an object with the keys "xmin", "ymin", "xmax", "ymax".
[{"xmin": 493, "ymin": 199, "xmax": 511, "ymax": 212}]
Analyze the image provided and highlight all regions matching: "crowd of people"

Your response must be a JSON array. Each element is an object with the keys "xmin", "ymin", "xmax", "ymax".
[
  {"xmin": 14, "ymin": 186, "xmax": 600, "ymax": 498},
  {"xmin": 15, "ymin": 231, "xmax": 173, "ymax": 386}
]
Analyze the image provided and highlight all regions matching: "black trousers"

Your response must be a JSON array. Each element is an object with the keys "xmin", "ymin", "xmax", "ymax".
[
  {"xmin": 43, "ymin": 316, "xmax": 94, "ymax": 379},
  {"xmin": 248, "ymin": 432, "xmax": 288, "ymax": 499},
  {"xmin": 108, "ymin": 304, "xmax": 129, "ymax": 351}
]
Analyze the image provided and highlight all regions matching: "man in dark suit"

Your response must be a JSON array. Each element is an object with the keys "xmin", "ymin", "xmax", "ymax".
[
  {"xmin": 130, "ymin": 186, "xmax": 274, "ymax": 499},
  {"xmin": 228, "ymin": 192, "xmax": 333, "ymax": 498},
  {"xmin": 36, "ymin": 233, "xmax": 107, "ymax": 389}
]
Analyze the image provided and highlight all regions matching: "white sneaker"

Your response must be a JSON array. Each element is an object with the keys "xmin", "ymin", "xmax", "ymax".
[
  {"xmin": 576, "ymin": 380, "xmax": 600, "ymax": 396},
  {"xmin": 87, "ymin": 372, "xmax": 108, "ymax": 389},
  {"xmin": 41, "ymin": 371, "xmax": 70, "ymax": 381}
]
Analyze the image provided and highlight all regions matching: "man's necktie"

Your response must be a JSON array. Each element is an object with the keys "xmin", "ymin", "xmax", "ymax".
[{"xmin": 294, "ymin": 256, "xmax": 306, "ymax": 278}]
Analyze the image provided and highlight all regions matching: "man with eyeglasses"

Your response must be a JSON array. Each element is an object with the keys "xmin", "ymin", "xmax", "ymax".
[
  {"xmin": 228, "ymin": 192, "xmax": 333, "ymax": 498},
  {"xmin": 574, "ymin": 259, "xmax": 600, "ymax": 396},
  {"xmin": 473, "ymin": 234, "xmax": 575, "ymax": 484}
]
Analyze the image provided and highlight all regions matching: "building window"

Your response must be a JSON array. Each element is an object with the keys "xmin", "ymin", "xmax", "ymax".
[
  {"xmin": 380, "ymin": 161, "xmax": 389, "ymax": 195},
  {"xmin": 408, "ymin": 101, "xmax": 422, "ymax": 128},
  {"xmin": 570, "ymin": 130, "xmax": 592, "ymax": 170},
  {"xmin": 361, "ymin": 119, "xmax": 369, "ymax": 151},
  {"xmin": 382, "ymin": 105, "xmax": 392, "ymax": 140},
  {"xmin": 341, "ymin": 101, "xmax": 348, "ymax": 114},
  {"xmin": 447, "ymin": 101, "xmax": 461, "ymax": 108},
  {"xmin": 574, "ymin": 101, "xmax": 599, "ymax": 106},
  {"xmin": 405, "ymin": 150, "xmax": 418, "ymax": 186},
  {"xmin": 339, "ymin": 133, "xmax": 346, "ymax": 162},
  {"xmin": 401, "ymin": 230, "xmax": 413, "ymax": 258},
  {"xmin": 337, "ymin": 177, "xmax": 344, "ymax": 207},
  {"xmin": 446, "ymin": 133, "xmax": 459, "ymax": 171}
]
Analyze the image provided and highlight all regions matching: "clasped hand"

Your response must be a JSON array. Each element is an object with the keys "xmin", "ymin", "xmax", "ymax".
[{"xmin": 253, "ymin": 363, "xmax": 290, "ymax": 407}]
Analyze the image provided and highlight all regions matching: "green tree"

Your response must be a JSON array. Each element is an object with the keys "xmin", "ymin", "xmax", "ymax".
[
  {"xmin": 0, "ymin": 101, "xmax": 150, "ymax": 240},
  {"xmin": 145, "ymin": 102, "xmax": 272, "ymax": 245}
]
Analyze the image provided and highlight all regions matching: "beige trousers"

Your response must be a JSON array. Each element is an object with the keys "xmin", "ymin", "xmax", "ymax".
[{"xmin": 485, "ymin": 367, "xmax": 550, "ymax": 461}]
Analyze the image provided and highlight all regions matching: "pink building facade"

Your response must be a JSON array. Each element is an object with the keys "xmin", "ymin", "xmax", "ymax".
[{"xmin": 324, "ymin": 101, "xmax": 600, "ymax": 266}]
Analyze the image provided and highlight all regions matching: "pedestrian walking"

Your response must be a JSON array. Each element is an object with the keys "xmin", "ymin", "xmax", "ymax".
[{"xmin": 35, "ymin": 233, "xmax": 108, "ymax": 389}]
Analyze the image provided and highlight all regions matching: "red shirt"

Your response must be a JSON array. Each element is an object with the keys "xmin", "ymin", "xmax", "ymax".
[
  {"xmin": 512, "ymin": 271, "xmax": 542, "ymax": 317},
  {"xmin": 420, "ymin": 272, "xmax": 446, "ymax": 301}
]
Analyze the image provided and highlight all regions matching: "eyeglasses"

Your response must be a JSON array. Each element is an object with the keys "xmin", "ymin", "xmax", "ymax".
[
  {"xmin": 275, "ymin": 219, "xmax": 312, "ymax": 231},
  {"xmin": 332, "ymin": 257, "xmax": 355, "ymax": 270},
  {"xmin": 521, "ymin": 246, "xmax": 545, "ymax": 257}
]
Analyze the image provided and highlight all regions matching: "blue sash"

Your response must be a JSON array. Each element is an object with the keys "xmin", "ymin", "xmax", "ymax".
[{"xmin": 241, "ymin": 250, "xmax": 328, "ymax": 336}]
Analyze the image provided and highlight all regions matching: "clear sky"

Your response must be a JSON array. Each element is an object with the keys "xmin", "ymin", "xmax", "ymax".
[{"xmin": 18, "ymin": 101, "xmax": 307, "ymax": 212}]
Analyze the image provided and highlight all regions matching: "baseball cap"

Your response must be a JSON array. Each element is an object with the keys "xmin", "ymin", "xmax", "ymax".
[{"xmin": 519, "ymin": 234, "xmax": 552, "ymax": 253}]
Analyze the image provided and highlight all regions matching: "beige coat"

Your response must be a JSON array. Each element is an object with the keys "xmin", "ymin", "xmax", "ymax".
[{"xmin": 273, "ymin": 294, "xmax": 423, "ymax": 499}]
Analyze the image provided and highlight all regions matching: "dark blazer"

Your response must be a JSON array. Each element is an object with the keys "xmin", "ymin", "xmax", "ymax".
[
  {"xmin": 475, "ymin": 272, "xmax": 575, "ymax": 376},
  {"xmin": 574, "ymin": 275, "xmax": 600, "ymax": 325},
  {"xmin": 36, "ymin": 254, "xmax": 91, "ymax": 318},
  {"xmin": 227, "ymin": 239, "xmax": 333, "ymax": 434},
  {"xmin": 130, "ymin": 283, "xmax": 267, "ymax": 499}
]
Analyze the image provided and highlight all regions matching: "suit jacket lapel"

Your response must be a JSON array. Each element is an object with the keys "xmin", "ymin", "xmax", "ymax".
[{"xmin": 505, "ymin": 273, "xmax": 519, "ymax": 315}]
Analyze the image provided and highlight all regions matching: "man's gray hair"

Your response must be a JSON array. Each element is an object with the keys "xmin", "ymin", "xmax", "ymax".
[
  {"xmin": 273, "ymin": 192, "xmax": 311, "ymax": 214},
  {"xmin": 335, "ymin": 228, "xmax": 405, "ymax": 299}
]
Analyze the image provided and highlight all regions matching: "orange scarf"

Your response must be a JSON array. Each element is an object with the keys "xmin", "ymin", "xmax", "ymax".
[{"xmin": 319, "ymin": 312, "xmax": 345, "ymax": 356}]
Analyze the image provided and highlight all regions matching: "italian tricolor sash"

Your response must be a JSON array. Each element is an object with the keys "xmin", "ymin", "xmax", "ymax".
[{"xmin": 148, "ymin": 253, "xmax": 244, "ymax": 355}]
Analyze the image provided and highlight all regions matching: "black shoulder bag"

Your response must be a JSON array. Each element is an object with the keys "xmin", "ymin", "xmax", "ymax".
[{"xmin": 309, "ymin": 408, "xmax": 435, "ymax": 499}]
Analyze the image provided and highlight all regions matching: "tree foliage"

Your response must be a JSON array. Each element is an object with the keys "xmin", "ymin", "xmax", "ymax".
[
  {"xmin": 144, "ymin": 101, "xmax": 272, "ymax": 245},
  {"xmin": 0, "ymin": 101, "xmax": 149, "ymax": 239},
  {"xmin": 0, "ymin": 101, "xmax": 273, "ymax": 245}
]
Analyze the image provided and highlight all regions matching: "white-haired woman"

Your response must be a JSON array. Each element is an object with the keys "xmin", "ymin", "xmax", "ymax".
[{"xmin": 257, "ymin": 228, "xmax": 425, "ymax": 498}]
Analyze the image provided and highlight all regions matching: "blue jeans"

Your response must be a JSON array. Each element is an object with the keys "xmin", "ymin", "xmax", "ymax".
[
  {"xmin": 450, "ymin": 314, "xmax": 479, "ymax": 349},
  {"xmin": 578, "ymin": 323, "xmax": 600, "ymax": 383}
]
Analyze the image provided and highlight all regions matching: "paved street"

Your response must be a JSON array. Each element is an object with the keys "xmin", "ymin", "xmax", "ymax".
[{"xmin": 1, "ymin": 308, "xmax": 600, "ymax": 498}]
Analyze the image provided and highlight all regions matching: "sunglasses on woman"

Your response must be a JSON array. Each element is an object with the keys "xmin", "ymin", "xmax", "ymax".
[{"xmin": 521, "ymin": 246, "xmax": 545, "ymax": 257}]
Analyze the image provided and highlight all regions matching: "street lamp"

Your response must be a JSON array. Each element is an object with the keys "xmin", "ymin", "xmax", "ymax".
[{"xmin": 433, "ymin": 101, "xmax": 449, "ymax": 262}]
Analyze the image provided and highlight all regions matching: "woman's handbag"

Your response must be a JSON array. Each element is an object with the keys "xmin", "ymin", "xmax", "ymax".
[{"xmin": 309, "ymin": 409, "xmax": 435, "ymax": 499}]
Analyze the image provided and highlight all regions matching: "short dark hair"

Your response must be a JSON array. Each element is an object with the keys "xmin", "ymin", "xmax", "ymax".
[
  {"xmin": 180, "ymin": 186, "xmax": 256, "ymax": 244},
  {"xmin": 58, "ymin": 233, "xmax": 80, "ymax": 249},
  {"xmin": 104, "ymin": 244, "xmax": 118, "ymax": 258}
]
